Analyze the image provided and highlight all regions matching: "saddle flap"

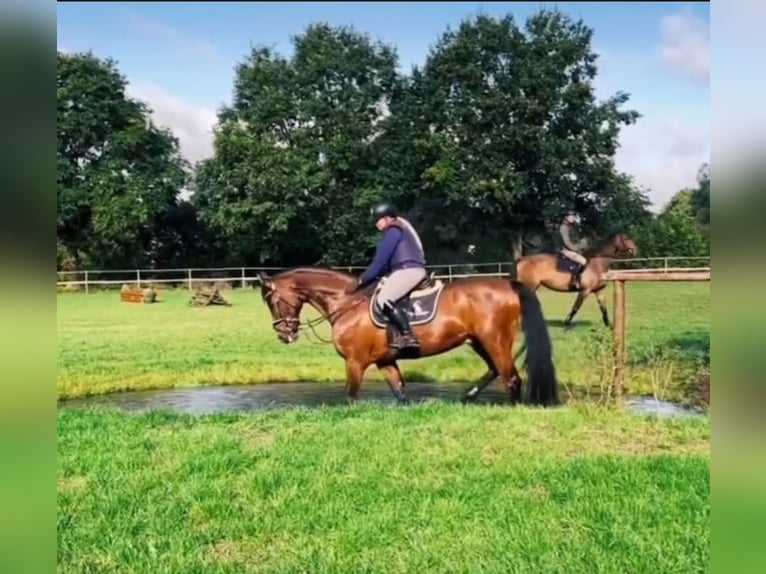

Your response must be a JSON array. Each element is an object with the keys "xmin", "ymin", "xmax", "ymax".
[
  {"xmin": 556, "ymin": 251, "xmax": 581, "ymax": 273},
  {"xmin": 370, "ymin": 277, "xmax": 445, "ymax": 328}
]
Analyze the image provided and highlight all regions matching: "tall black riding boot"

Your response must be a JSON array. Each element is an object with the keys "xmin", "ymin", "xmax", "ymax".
[
  {"xmin": 383, "ymin": 302, "xmax": 420, "ymax": 349},
  {"xmin": 569, "ymin": 264, "xmax": 584, "ymax": 291}
]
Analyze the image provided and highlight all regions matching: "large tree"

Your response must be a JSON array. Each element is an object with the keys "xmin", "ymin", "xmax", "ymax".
[
  {"xmin": 57, "ymin": 51, "xmax": 189, "ymax": 269},
  {"xmin": 193, "ymin": 23, "xmax": 400, "ymax": 265},
  {"xmin": 692, "ymin": 162, "xmax": 710, "ymax": 228},
  {"xmin": 398, "ymin": 10, "xmax": 642, "ymax": 255}
]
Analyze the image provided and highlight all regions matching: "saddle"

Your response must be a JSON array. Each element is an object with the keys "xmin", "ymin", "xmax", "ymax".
[
  {"xmin": 556, "ymin": 251, "xmax": 585, "ymax": 273},
  {"xmin": 368, "ymin": 272, "xmax": 446, "ymax": 329}
]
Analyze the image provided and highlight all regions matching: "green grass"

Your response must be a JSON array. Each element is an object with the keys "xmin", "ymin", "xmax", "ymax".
[
  {"xmin": 57, "ymin": 403, "xmax": 710, "ymax": 573},
  {"xmin": 57, "ymin": 282, "xmax": 709, "ymax": 403}
]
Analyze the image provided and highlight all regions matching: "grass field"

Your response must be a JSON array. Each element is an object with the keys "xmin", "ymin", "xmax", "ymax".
[
  {"xmin": 57, "ymin": 282, "xmax": 710, "ymax": 572},
  {"xmin": 57, "ymin": 403, "xmax": 709, "ymax": 573},
  {"xmin": 57, "ymin": 282, "xmax": 710, "ymax": 404}
]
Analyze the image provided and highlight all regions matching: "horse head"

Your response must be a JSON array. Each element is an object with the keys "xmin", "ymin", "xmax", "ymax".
[
  {"xmin": 612, "ymin": 232, "xmax": 637, "ymax": 257},
  {"xmin": 256, "ymin": 267, "xmax": 358, "ymax": 344},
  {"xmin": 256, "ymin": 271, "xmax": 303, "ymax": 344}
]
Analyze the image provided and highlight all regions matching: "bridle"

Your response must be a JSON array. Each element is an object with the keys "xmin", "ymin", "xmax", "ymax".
[
  {"xmin": 613, "ymin": 234, "xmax": 636, "ymax": 256},
  {"xmin": 261, "ymin": 285, "xmax": 302, "ymax": 338},
  {"xmin": 260, "ymin": 281, "xmax": 366, "ymax": 344}
]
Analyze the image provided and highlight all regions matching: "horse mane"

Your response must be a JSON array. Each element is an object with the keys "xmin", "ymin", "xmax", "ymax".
[
  {"xmin": 271, "ymin": 266, "xmax": 355, "ymax": 280},
  {"xmin": 585, "ymin": 232, "xmax": 623, "ymax": 257},
  {"xmin": 269, "ymin": 265, "xmax": 372, "ymax": 300}
]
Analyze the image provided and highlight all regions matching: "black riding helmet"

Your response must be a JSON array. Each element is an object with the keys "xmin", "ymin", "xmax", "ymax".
[{"xmin": 371, "ymin": 201, "xmax": 398, "ymax": 221}]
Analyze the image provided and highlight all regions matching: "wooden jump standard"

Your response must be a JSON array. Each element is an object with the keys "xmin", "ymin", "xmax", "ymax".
[{"xmin": 605, "ymin": 268, "xmax": 711, "ymax": 401}]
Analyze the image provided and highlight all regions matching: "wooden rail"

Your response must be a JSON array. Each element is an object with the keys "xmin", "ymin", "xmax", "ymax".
[{"xmin": 606, "ymin": 268, "xmax": 710, "ymax": 401}]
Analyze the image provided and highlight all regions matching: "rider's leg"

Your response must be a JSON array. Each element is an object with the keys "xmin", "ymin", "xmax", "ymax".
[
  {"xmin": 376, "ymin": 267, "xmax": 427, "ymax": 348},
  {"xmin": 561, "ymin": 249, "xmax": 587, "ymax": 289}
]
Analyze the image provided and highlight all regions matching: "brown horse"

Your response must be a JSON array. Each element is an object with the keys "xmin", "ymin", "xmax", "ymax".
[
  {"xmin": 255, "ymin": 267, "xmax": 558, "ymax": 406},
  {"xmin": 511, "ymin": 232, "xmax": 637, "ymax": 329}
]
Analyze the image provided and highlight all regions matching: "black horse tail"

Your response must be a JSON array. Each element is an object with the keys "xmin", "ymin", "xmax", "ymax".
[{"xmin": 511, "ymin": 280, "xmax": 559, "ymax": 406}]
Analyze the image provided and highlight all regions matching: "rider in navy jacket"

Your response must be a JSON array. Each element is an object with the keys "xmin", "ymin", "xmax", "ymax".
[{"xmin": 346, "ymin": 201, "xmax": 427, "ymax": 349}]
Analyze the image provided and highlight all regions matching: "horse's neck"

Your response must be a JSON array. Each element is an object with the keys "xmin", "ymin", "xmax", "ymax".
[
  {"xmin": 294, "ymin": 275, "xmax": 349, "ymax": 321},
  {"xmin": 588, "ymin": 243, "xmax": 616, "ymax": 270}
]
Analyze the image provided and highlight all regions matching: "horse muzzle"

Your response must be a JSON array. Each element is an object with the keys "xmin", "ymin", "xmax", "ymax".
[
  {"xmin": 278, "ymin": 332, "xmax": 299, "ymax": 344},
  {"xmin": 272, "ymin": 318, "xmax": 300, "ymax": 344}
]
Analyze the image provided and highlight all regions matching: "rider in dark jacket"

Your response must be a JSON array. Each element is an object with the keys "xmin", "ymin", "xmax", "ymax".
[
  {"xmin": 345, "ymin": 201, "xmax": 427, "ymax": 349},
  {"xmin": 558, "ymin": 211, "xmax": 588, "ymax": 290}
]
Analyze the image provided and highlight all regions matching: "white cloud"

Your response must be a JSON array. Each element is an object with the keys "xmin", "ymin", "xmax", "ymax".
[
  {"xmin": 659, "ymin": 11, "xmax": 709, "ymax": 86},
  {"xmin": 125, "ymin": 82, "xmax": 217, "ymax": 165},
  {"xmin": 590, "ymin": 13, "xmax": 710, "ymax": 210},
  {"xmin": 711, "ymin": 0, "xmax": 766, "ymax": 173},
  {"xmin": 615, "ymin": 115, "xmax": 709, "ymax": 210},
  {"xmin": 122, "ymin": 9, "xmax": 223, "ymax": 63}
]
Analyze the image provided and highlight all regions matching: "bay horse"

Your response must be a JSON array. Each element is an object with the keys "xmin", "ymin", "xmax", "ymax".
[
  {"xmin": 511, "ymin": 232, "xmax": 637, "ymax": 329},
  {"xmin": 255, "ymin": 267, "xmax": 558, "ymax": 406}
]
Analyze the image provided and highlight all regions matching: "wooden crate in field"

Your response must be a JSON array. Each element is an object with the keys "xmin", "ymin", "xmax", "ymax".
[{"xmin": 120, "ymin": 284, "xmax": 159, "ymax": 304}]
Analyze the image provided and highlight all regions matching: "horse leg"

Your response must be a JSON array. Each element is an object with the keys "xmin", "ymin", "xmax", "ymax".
[
  {"xmin": 478, "ymin": 338, "xmax": 521, "ymax": 405},
  {"xmin": 344, "ymin": 359, "xmax": 366, "ymax": 404},
  {"xmin": 376, "ymin": 361, "xmax": 409, "ymax": 405},
  {"xmin": 461, "ymin": 341, "xmax": 498, "ymax": 403},
  {"xmin": 595, "ymin": 289, "xmax": 610, "ymax": 327},
  {"xmin": 563, "ymin": 291, "xmax": 587, "ymax": 330}
]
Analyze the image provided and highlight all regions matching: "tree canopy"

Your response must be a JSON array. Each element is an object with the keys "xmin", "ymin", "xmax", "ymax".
[
  {"xmin": 57, "ymin": 51, "xmax": 192, "ymax": 269},
  {"xmin": 56, "ymin": 10, "xmax": 709, "ymax": 270}
]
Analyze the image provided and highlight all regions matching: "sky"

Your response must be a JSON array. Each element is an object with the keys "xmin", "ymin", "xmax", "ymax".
[{"xmin": 57, "ymin": 1, "xmax": 711, "ymax": 211}]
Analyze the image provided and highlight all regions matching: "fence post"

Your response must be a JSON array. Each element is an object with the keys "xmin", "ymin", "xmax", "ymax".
[
  {"xmin": 448, "ymin": 265, "xmax": 453, "ymax": 281},
  {"xmin": 241, "ymin": 267, "xmax": 246, "ymax": 289},
  {"xmin": 187, "ymin": 269, "xmax": 193, "ymax": 291},
  {"xmin": 84, "ymin": 271, "xmax": 89, "ymax": 294},
  {"xmin": 612, "ymin": 279, "xmax": 627, "ymax": 402},
  {"xmin": 136, "ymin": 270, "xmax": 141, "ymax": 286}
]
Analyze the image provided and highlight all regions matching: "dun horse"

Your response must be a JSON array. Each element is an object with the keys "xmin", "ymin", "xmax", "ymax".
[
  {"xmin": 256, "ymin": 268, "xmax": 558, "ymax": 406},
  {"xmin": 512, "ymin": 232, "xmax": 637, "ymax": 328}
]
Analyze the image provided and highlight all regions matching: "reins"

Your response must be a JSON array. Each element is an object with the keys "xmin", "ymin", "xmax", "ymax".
[{"xmin": 299, "ymin": 297, "xmax": 366, "ymax": 344}]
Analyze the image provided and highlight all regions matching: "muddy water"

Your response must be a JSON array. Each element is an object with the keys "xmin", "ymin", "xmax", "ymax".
[{"xmin": 58, "ymin": 381, "xmax": 704, "ymax": 417}]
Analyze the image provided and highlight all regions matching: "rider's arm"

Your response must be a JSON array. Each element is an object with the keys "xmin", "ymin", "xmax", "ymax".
[
  {"xmin": 358, "ymin": 226, "xmax": 403, "ymax": 286},
  {"xmin": 559, "ymin": 224, "xmax": 579, "ymax": 251}
]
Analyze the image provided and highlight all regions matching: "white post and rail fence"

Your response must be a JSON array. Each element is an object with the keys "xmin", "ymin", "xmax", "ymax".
[{"xmin": 56, "ymin": 256, "xmax": 710, "ymax": 293}]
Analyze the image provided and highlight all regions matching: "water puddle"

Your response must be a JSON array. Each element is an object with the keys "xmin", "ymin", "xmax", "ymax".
[
  {"xmin": 58, "ymin": 381, "xmax": 705, "ymax": 418},
  {"xmin": 623, "ymin": 395, "xmax": 704, "ymax": 417}
]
